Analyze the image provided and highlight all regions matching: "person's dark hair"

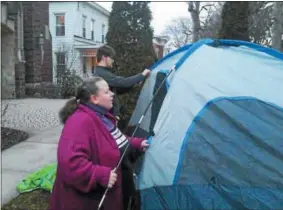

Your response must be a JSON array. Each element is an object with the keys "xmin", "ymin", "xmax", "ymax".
[
  {"xmin": 59, "ymin": 77, "xmax": 104, "ymax": 124},
  {"xmin": 96, "ymin": 45, "xmax": 116, "ymax": 63}
]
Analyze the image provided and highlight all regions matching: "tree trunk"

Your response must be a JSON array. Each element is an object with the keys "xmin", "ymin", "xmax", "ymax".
[
  {"xmin": 188, "ymin": 2, "xmax": 201, "ymax": 42},
  {"xmin": 271, "ymin": 2, "xmax": 283, "ymax": 51}
]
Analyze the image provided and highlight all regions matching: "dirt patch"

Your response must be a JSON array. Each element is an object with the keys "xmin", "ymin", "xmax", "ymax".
[
  {"xmin": 1, "ymin": 190, "xmax": 50, "ymax": 210},
  {"xmin": 1, "ymin": 127, "xmax": 29, "ymax": 150}
]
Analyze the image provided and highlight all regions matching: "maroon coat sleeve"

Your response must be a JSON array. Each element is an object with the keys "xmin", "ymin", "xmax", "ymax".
[
  {"xmin": 128, "ymin": 136, "xmax": 145, "ymax": 150},
  {"xmin": 58, "ymin": 117, "xmax": 111, "ymax": 193}
]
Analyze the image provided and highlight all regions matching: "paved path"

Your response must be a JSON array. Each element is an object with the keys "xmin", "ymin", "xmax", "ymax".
[{"xmin": 1, "ymin": 98, "xmax": 67, "ymax": 205}]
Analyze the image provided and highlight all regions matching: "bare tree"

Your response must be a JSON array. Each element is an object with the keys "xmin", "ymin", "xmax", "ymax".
[
  {"xmin": 54, "ymin": 43, "xmax": 83, "ymax": 98},
  {"xmin": 163, "ymin": 2, "xmax": 223, "ymax": 48},
  {"xmin": 248, "ymin": 1, "xmax": 283, "ymax": 50},
  {"xmin": 54, "ymin": 43, "xmax": 84, "ymax": 81},
  {"xmin": 271, "ymin": 2, "xmax": 283, "ymax": 51},
  {"xmin": 249, "ymin": 2, "xmax": 273, "ymax": 46},
  {"xmin": 163, "ymin": 17, "xmax": 193, "ymax": 48},
  {"xmin": 188, "ymin": 2, "xmax": 224, "ymax": 42},
  {"xmin": 188, "ymin": 2, "xmax": 201, "ymax": 42},
  {"xmin": 201, "ymin": 3, "xmax": 223, "ymax": 38}
]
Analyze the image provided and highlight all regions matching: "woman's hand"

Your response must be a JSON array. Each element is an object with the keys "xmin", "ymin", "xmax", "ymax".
[
  {"xmin": 108, "ymin": 169, "xmax": 117, "ymax": 188},
  {"xmin": 141, "ymin": 139, "xmax": 150, "ymax": 151}
]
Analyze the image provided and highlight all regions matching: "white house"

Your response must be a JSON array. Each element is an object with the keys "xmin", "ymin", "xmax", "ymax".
[{"xmin": 49, "ymin": 2, "xmax": 110, "ymax": 82}]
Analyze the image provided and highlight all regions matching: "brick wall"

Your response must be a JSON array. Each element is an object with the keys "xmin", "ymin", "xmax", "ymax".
[{"xmin": 23, "ymin": 2, "xmax": 52, "ymax": 86}]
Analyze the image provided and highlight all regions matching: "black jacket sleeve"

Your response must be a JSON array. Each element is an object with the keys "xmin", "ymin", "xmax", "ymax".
[{"xmin": 97, "ymin": 68, "xmax": 146, "ymax": 88}]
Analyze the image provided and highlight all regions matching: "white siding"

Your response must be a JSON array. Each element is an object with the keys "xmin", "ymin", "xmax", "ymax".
[
  {"xmin": 49, "ymin": 2, "xmax": 76, "ymax": 49},
  {"xmin": 49, "ymin": 2, "xmax": 77, "ymax": 82},
  {"xmin": 75, "ymin": 2, "xmax": 108, "ymax": 43},
  {"xmin": 49, "ymin": 2, "xmax": 109, "ymax": 82}
]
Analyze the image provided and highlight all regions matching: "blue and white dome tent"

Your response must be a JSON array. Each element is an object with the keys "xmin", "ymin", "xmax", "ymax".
[{"xmin": 128, "ymin": 38, "xmax": 283, "ymax": 210}]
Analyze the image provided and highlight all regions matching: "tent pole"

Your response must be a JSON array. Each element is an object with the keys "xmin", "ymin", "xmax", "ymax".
[{"xmin": 97, "ymin": 65, "xmax": 176, "ymax": 210}]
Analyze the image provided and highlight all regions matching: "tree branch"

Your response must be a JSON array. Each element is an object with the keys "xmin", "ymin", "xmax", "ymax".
[{"xmin": 199, "ymin": 4, "xmax": 216, "ymax": 14}]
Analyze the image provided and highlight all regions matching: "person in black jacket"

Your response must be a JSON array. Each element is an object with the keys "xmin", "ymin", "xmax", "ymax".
[
  {"xmin": 94, "ymin": 44, "xmax": 150, "ymax": 210},
  {"xmin": 94, "ymin": 45, "xmax": 150, "ymax": 118}
]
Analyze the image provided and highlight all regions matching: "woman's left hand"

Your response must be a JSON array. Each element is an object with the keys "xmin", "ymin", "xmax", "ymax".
[{"xmin": 141, "ymin": 140, "xmax": 150, "ymax": 151}]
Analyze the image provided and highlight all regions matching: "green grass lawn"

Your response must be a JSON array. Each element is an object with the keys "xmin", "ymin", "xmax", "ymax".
[
  {"xmin": 2, "ymin": 190, "xmax": 50, "ymax": 210},
  {"xmin": 2, "ymin": 189, "xmax": 142, "ymax": 210}
]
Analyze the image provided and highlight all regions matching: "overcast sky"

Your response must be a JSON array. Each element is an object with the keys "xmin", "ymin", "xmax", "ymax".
[{"xmin": 96, "ymin": 2, "xmax": 189, "ymax": 35}]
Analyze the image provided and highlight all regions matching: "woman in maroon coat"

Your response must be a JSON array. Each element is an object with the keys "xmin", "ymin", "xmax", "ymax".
[{"xmin": 49, "ymin": 77, "xmax": 149, "ymax": 210}]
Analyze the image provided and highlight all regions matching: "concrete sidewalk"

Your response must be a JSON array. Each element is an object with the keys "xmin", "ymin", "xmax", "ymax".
[{"xmin": 1, "ymin": 126, "xmax": 63, "ymax": 205}]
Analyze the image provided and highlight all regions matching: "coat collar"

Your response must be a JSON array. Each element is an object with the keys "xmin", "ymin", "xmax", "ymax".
[
  {"xmin": 84, "ymin": 103, "xmax": 108, "ymax": 115},
  {"xmin": 78, "ymin": 104, "xmax": 117, "ymax": 123},
  {"xmin": 95, "ymin": 65, "xmax": 115, "ymax": 73}
]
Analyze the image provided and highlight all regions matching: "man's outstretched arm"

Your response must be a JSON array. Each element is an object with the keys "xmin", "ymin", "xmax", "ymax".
[{"xmin": 98, "ymin": 69, "xmax": 150, "ymax": 89}]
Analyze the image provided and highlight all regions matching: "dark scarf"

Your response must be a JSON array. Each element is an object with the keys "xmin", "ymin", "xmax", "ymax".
[{"xmin": 84, "ymin": 103, "xmax": 115, "ymax": 131}]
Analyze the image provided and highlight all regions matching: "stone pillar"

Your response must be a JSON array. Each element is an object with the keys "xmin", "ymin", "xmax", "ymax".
[
  {"xmin": 23, "ymin": 2, "xmax": 53, "ymax": 97},
  {"xmin": 23, "ymin": 2, "xmax": 41, "ymax": 84},
  {"xmin": 15, "ymin": 3, "xmax": 26, "ymax": 98},
  {"xmin": 15, "ymin": 63, "xmax": 25, "ymax": 98},
  {"xmin": 1, "ymin": 31, "xmax": 16, "ymax": 99},
  {"xmin": 42, "ymin": 36, "xmax": 53, "ymax": 82}
]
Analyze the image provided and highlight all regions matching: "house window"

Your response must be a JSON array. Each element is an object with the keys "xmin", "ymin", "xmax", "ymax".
[
  {"xmin": 57, "ymin": 53, "xmax": 65, "ymax": 64},
  {"xmin": 102, "ymin": 24, "xmax": 105, "ymax": 43},
  {"xmin": 91, "ymin": 19, "xmax": 95, "ymax": 41},
  {"xmin": 56, "ymin": 52, "xmax": 66, "ymax": 78},
  {"xmin": 55, "ymin": 14, "xmax": 65, "ymax": 36},
  {"xmin": 82, "ymin": 16, "xmax": 86, "ymax": 38}
]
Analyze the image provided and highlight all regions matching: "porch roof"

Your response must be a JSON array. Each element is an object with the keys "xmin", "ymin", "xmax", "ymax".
[
  {"xmin": 73, "ymin": 35, "xmax": 105, "ymax": 50},
  {"xmin": 80, "ymin": 49, "xmax": 97, "ymax": 57}
]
